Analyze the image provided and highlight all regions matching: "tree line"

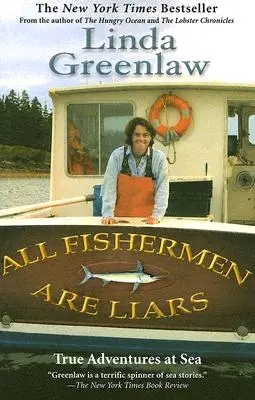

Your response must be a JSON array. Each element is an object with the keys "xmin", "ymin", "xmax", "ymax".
[{"xmin": 0, "ymin": 89, "xmax": 52, "ymax": 151}]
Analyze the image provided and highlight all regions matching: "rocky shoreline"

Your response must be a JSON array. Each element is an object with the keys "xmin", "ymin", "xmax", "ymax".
[
  {"xmin": 0, "ymin": 160, "xmax": 50, "ymax": 177},
  {"xmin": 0, "ymin": 171, "xmax": 50, "ymax": 177}
]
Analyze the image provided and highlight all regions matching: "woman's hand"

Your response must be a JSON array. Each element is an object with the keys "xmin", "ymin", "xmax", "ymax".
[
  {"xmin": 144, "ymin": 216, "xmax": 160, "ymax": 225},
  {"xmin": 101, "ymin": 217, "xmax": 117, "ymax": 225}
]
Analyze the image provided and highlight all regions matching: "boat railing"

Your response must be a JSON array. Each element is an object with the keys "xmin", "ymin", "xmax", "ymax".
[{"xmin": 0, "ymin": 194, "xmax": 95, "ymax": 218}]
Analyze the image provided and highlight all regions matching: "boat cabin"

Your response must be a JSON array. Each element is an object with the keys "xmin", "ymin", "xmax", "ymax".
[
  {"xmin": 48, "ymin": 81, "xmax": 255, "ymax": 225},
  {"xmin": 1, "ymin": 82, "xmax": 255, "ymax": 358}
]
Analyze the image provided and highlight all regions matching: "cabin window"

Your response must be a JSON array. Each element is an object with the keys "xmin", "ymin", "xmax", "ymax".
[
  {"xmin": 248, "ymin": 115, "xmax": 255, "ymax": 145},
  {"xmin": 228, "ymin": 111, "xmax": 239, "ymax": 156},
  {"xmin": 67, "ymin": 103, "xmax": 133, "ymax": 175}
]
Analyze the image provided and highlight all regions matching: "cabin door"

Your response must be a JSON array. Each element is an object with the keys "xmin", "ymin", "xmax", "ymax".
[{"xmin": 227, "ymin": 105, "xmax": 255, "ymax": 224}]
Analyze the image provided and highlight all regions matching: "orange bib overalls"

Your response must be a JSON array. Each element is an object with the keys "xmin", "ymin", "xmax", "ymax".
[{"xmin": 114, "ymin": 147, "xmax": 155, "ymax": 217}]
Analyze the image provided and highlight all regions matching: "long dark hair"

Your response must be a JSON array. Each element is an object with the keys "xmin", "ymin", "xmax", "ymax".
[{"xmin": 125, "ymin": 117, "xmax": 156, "ymax": 147}]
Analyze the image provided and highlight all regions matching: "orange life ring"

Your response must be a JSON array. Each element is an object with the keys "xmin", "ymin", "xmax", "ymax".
[{"xmin": 149, "ymin": 94, "xmax": 192, "ymax": 137}]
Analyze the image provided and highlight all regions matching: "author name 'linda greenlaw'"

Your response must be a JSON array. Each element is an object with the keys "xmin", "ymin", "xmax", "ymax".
[{"xmin": 49, "ymin": 27, "xmax": 210, "ymax": 77}]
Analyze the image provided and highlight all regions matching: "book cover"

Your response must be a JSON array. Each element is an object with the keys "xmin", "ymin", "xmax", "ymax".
[{"xmin": 1, "ymin": 1, "xmax": 255, "ymax": 399}]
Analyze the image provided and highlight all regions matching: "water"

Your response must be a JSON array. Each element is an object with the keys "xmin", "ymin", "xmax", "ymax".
[{"xmin": 0, "ymin": 176, "xmax": 50, "ymax": 209}]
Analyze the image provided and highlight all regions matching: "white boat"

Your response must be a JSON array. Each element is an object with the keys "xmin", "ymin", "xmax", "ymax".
[{"xmin": 0, "ymin": 81, "xmax": 255, "ymax": 359}]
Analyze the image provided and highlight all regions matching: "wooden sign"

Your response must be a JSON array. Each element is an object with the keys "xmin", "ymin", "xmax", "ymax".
[{"xmin": 0, "ymin": 224, "xmax": 254, "ymax": 332}]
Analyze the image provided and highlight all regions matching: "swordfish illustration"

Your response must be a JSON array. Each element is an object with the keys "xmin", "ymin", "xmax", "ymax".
[{"xmin": 80, "ymin": 261, "xmax": 166, "ymax": 294}]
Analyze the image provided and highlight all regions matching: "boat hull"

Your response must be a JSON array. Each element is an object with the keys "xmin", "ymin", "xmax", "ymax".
[{"xmin": 0, "ymin": 217, "xmax": 254, "ymax": 357}]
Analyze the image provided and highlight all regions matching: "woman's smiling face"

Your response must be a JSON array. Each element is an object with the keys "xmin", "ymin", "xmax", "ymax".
[{"xmin": 132, "ymin": 124, "xmax": 151, "ymax": 156}]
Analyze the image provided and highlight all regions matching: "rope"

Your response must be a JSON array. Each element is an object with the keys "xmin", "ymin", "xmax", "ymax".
[
  {"xmin": 161, "ymin": 94, "xmax": 178, "ymax": 165},
  {"xmin": 146, "ymin": 93, "xmax": 180, "ymax": 164}
]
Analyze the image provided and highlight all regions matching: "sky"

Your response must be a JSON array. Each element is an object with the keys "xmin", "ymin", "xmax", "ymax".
[{"xmin": 1, "ymin": 0, "xmax": 255, "ymax": 107}]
